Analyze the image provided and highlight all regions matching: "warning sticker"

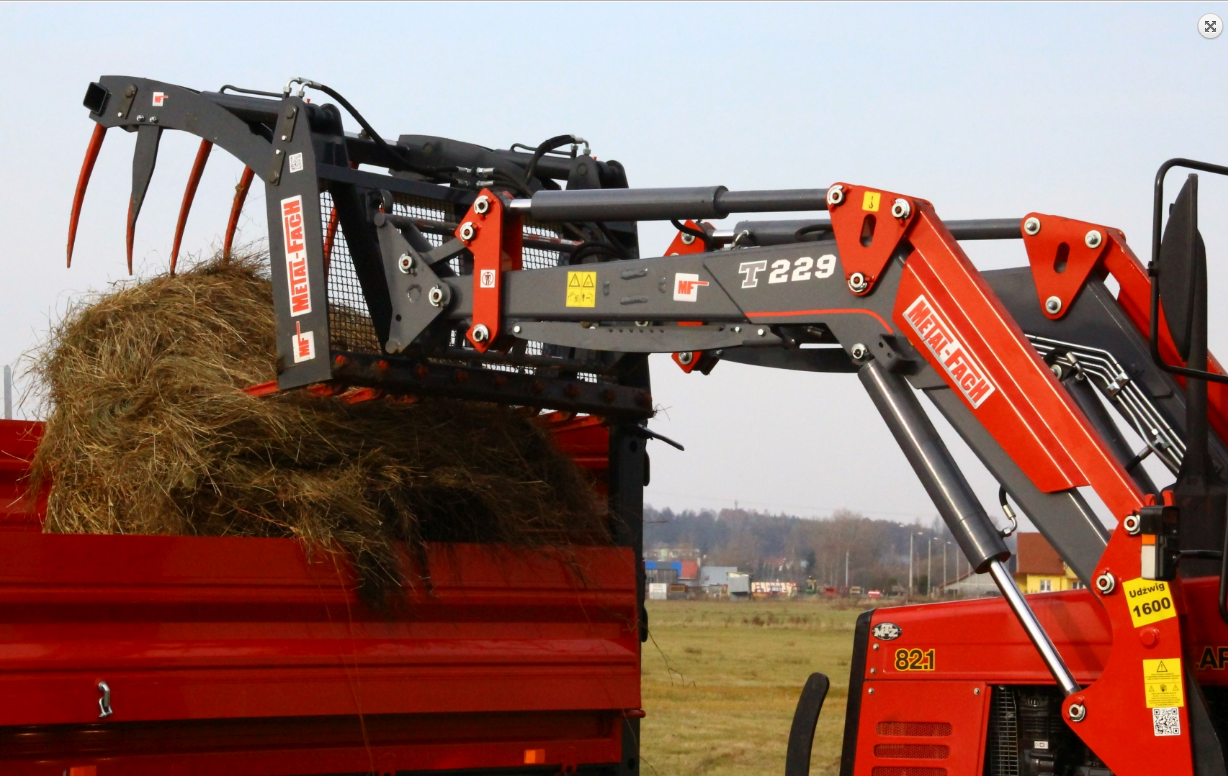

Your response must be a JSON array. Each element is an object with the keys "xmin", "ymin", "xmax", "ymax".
[
  {"xmin": 1143, "ymin": 658, "xmax": 1185, "ymax": 708},
  {"xmin": 1123, "ymin": 578, "xmax": 1177, "ymax": 628},
  {"xmin": 566, "ymin": 271, "xmax": 596, "ymax": 308},
  {"xmin": 862, "ymin": 191, "xmax": 881, "ymax": 212}
]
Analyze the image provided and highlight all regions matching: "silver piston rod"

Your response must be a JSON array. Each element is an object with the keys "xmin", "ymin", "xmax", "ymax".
[{"xmin": 859, "ymin": 358, "xmax": 1080, "ymax": 697}]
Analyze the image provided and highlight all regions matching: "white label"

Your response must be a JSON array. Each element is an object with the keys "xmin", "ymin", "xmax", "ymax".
[
  {"xmin": 480, "ymin": 269, "xmax": 497, "ymax": 288},
  {"xmin": 280, "ymin": 196, "xmax": 312, "ymax": 317},
  {"xmin": 673, "ymin": 273, "xmax": 709, "ymax": 302},
  {"xmin": 292, "ymin": 326, "xmax": 315, "ymax": 363},
  {"xmin": 152, "ymin": 91, "xmax": 167, "ymax": 107},
  {"xmin": 288, "ymin": 152, "xmax": 304, "ymax": 174},
  {"xmin": 1033, "ymin": 741, "xmax": 1049, "ymax": 750},
  {"xmin": 1153, "ymin": 706, "xmax": 1181, "ymax": 737},
  {"xmin": 903, "ymin": 295, "xmax": 997, "ymax": 408}
]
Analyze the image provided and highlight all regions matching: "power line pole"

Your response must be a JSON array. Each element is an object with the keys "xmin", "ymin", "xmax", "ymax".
[
  {"xmin": 943, "ymin": 542, "xmax": 949, "ymax": 597},
  {"xmin": 927, "ymin": 539, "xmax": 933, "ymax": 599},
  {"xmin": 909, "ymin": 533, "xmax": 914, "ymax": 599},
  {"xmin": 845, "ymin": 549, "xmax": 849, "ymax": 588}
]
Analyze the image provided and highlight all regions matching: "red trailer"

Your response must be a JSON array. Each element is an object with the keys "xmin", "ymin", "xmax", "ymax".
[{"xmin": 0, "ymin": 418, "xmax": 644, "ymax": 776}]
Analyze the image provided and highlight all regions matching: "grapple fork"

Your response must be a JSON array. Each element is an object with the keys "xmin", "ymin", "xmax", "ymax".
[
  {"xmin": 170, "ymin": 140, "xmax": 213, "ymax": 275},
  {"xmin": 67, "ymin": 123, "xmax": 107, "ymax": 267}
]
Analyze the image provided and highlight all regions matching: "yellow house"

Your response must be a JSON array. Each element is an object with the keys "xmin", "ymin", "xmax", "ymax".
[{"xmin": 1014, "ymin": 533, "xmax": 1083, "ymax": 593}]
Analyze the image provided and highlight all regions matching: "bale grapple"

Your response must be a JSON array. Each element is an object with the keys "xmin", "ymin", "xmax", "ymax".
[{"xmin": 43, "ymin": 74, "xmax": 1228, "ymax": 776}]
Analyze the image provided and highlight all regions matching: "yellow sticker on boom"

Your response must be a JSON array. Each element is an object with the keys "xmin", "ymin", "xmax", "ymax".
[
  {"xmin": 862, "ymin": 191, "xmax": 881, "ymax": 212},
  {"xmin": 566, "ymin": 271, "xmax": 597, "ymax": 308},
  {"xmin": 893, "ymin": 647, "xmax": 936, "ymax": 671},
  {"xmin": 1143, "ymin": 658, "xmax": 1185, "ymax": 708},
  {"xmin": 1123, "ymin": 578, "xmax": 1177, "ymax": 628}
]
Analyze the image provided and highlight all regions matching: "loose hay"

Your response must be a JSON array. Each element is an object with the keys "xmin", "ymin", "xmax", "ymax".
[{"xmin": 28, "ymin": 252, "xmax": 609, "ymax": 599}]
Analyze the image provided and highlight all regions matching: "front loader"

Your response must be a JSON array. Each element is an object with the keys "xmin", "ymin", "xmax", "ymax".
[{"xmin": 29, "ymin": 74, "xmax": 1228, "ymax": 775}]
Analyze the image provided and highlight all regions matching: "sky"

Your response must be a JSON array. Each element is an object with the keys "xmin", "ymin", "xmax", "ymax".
[{"xmin": 0, "ymin": 3, "xmax": 1225, "ymax": 530}]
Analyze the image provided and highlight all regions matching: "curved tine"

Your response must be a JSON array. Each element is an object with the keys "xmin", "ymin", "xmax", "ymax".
[
  {"xmin": 170, "ymin": 140, "xmax": 213, "ymax": 275},
  {"xmin": 223, "ymin": 166, "xmax": 255, "ymax": 265},
  {"xmin": 67, "ymin": 124, "xmax": 108, "ymax": 268},
  {"xmin": 125, "ymin": 200, "xmax": 134, "ymax": 275},
  {"xmin": 322, "ymin": 206, "xmax": 340, "ymax": 277}
]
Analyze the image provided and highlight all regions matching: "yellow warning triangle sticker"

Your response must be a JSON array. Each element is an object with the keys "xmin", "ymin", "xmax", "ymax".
[
  {"xmin": 1156, "ymin": 661, "xmax": 1169, "ymax": 673},
  {"xmin": 568, "ymin": 275, "xmax": 581, "ymax": 287},
  {"xmin": 582, "ymin": 275, "xmax": 595, "ymax": 287}
]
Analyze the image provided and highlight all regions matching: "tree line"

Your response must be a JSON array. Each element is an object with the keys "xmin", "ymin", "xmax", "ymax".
[{"xmin": 644, "ymin": 506, "xmax": 987, "ymax": 594}]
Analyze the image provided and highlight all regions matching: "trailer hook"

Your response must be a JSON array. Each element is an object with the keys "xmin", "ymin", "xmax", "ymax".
[
  {"xmin": 997, "ymin": 486, "xmax": 1019, "ymax": 538},
  {"xmin": 97, "ymin": 680, "xmax": 113, "ymax": 718}
]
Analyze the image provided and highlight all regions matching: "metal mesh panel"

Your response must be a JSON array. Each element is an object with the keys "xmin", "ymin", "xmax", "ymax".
[
  {"xmin": 987, "ymin": 688, "xmax": 1020, "ymax": 776},
  {"xmin": 319, "ymin": 193, "xmax": 611, "ymax": 385},
  {"xmin": 321, "ymin": 192, "xmax": 380, "ymax": 354},
  {"xmin": 522, "ymin": 218, "xmax": 566, "ymax": 270},
  {"xmin": 876, "ymin": 722, "xmax": 953, "ymax": 737}
]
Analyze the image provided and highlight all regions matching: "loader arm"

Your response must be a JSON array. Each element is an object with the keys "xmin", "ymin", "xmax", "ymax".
[{"xmin": 376, "ymin": 182, "xmax": 1187, "ymax": 776}]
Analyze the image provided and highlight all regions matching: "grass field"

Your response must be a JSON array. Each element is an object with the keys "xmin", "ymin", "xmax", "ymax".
[{"xmin": 639, "ymin": 599, "xmax": 868, "ymax": 776}]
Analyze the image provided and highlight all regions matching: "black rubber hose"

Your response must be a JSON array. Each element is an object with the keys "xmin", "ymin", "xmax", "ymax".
[
  {"xmin": 524, "ymin": 134, "xmax": 580, "ymax": 186},
  {"xmin": 670, "ymin": 219, "xmax": 712, "ymax": 251},
  {"xmin": 301, "ymin": 82, "xmax": 414, "ymax": 171}
]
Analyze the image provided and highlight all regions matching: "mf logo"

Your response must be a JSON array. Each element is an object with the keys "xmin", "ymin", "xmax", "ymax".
[
  {"xmin": 292, "ymin": 323, "xmax": 315, "ymax": 364},
  {"xmin": 673, "ymin": 273, "xmax": 709, "ymax": 302}
]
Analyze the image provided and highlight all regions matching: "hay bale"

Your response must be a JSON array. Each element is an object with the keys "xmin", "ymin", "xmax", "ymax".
[{"xmin": 28, "ymin": 252, "xmax": 609, "ymax": 599}]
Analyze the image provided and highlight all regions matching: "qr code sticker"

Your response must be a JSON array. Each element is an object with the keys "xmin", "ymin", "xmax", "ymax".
[
  {"xmin": 288, "ymin": 152, "xmax": 304, "ymax": 174},
  {"xmin": 1153, "ymin": 706, "xmax": 1181, "ymax": 736}
]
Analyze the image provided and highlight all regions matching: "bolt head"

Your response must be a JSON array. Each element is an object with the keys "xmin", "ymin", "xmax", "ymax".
[
  {"xmin": 513, "ymin": 324, "xmax": 522, "ymax": 335},
  {"xmin": 458, "ymin": 222, "xmax": 477, "ymax": 242},
  {"xmin": 1068, "ymin": 703, "xmax": 1086, "ymax": 722},
  {"xmin": 890, "ymin": 198, "xmax": 911, "ymax": 219},
  {"xmin": 1045, "ymin": 296, "xmax": 1062, "ymax": 315},
  {"xmin": 398, "ymin": 254, "xmax": 414, "ymax": 273},
  {"xmin": 851, "ymin": 343, "xmax": 869, "ymax": 361},
  {"xmin": 848, "ymin": 272, "xmax": 868, "ymax": 293},
  {"xmin": 473, "ymin": 195, "xmax": 491, "ymax": 215},
  {"xmin": 471, "ymin": 324, "xmax": 490, "ymax": 342},
  {"xmin": 680, "ymin": 232, "xmax": 696, "ymax": 245},
  {"xmin": 1085, "ymin": 230, "xmax": 1103, "ymax": 249},
  {"xmin": 428, "ymin": 286, "xmax": 445, "ymax": 307},
  {"xmin": 757, "ymin": 328, "xmax": 766, "ymax": 337},
  {"xmin": 678, "ymin": 351, "xmax": 694, "ymax": 365},
  {"xmin": 1095, "ymin": 571, "xmax": 1116, "ymax": 595},
  {"xmin": 826, "ymin": 184, "xmax": 845, "ymax": 207},
  {"xmin": 1023, "ymin": 216, "xmax": 1041, "ymax": 236},
  {"xmin": 1124, "ymin": 514, "xmax": 1142, "ymax": 535}
]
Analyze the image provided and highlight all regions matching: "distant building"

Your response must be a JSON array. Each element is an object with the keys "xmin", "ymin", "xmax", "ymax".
[
  {"xmin": 940, "ymin": 571, "xmax": 999, "ymax": 597},
  {"xmin": 751, "ymin": 581, "xmax": 797, "ymax": 599},
  {"xmin": 727, "ymin": 572, "xmax": 751, "ymax": 598},
  {"xmin": 1014, "ymin": 532, "xmax": 1082, "ymax": 593},
  {"xmin": 698, "ymin": 566, "xmax": 738, "ymax": 590},
  {"xmin": 644, "ymin": 559, "xmax": 698, "ymax": 586}
]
